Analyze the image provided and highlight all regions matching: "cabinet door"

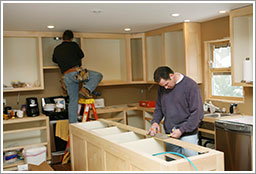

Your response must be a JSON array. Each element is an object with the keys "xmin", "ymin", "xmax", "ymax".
[
  {"xmin": 42, "ymin": 37, "xmax": 80, "ymax": 69},
  {"xmin": 165, "ymin": 31, "xmax": 185, "ymax": 74},
  {"xmin": 230, "ymin": 5, "xmax": 253, "ymax": 86},
  {"xmin": 131, "ymin": 38, "xmax": 144, "ymax": 81},
  {"xmin": 3, "ymin": 37, "xmax": 44, "ymax": 92},
  {"xmin": 146, "ymin": 35, "xmax": 162, "ymax": 82},
  {"xmin": 183, "ymin": 23, "xmax": 202, "ymax": 83},
  {"xmin": 82, "ymin": 38, "xmax": 127, "ymax": 82}
]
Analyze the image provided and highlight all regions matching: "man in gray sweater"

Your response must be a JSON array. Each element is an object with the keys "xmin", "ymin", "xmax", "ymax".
[{"xmin": 148, "ymin": 66, "xmax": 204, "ymax": 158}]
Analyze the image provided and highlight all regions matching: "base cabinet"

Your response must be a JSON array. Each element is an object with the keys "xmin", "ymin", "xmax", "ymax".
[
  {"xmin": 70, "ymin": 119, "xmax": 224, "ymax": 171},
  {"xmin": 3, "ymin": 115, "xmax": 51, "ymax": 171}
]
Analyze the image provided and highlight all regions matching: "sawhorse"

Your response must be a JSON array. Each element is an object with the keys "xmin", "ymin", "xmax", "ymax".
[{"xmin": 78, "ymin": 98, "xmax": 98, "ymax": 122}]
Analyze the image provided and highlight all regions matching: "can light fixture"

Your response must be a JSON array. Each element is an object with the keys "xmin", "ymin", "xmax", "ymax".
[
  {"xmin": 91, "ymin": 9, "xmax": 103, "ymax": 14},
  {"xmin": 124, "ymin": 28, "xmax": 131, "ymax": 32},
  {"xmin": 47, "ymin": 25, "xmax": 55, "ymax": 29},
  {"xmin": 171, "ymin": 13, "xmax": 180, "ymax": 17},
  {"xmin": 219, "ymin": 10, "xmax": 227, "ymax": 14}
]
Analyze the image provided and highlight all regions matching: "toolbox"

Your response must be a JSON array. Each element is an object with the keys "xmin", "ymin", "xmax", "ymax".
[{"xmin": 139, "ymin": 100, "xmax": 155, "ymax": 108}]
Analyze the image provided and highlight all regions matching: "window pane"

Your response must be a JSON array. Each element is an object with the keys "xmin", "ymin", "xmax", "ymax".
[
  {"xmin": 213, "ymin": 45, "xmax": 231, "ymax": 68},
  {"xmin": 212, "ymin": 73, "xmax": 243, "ymax": 97}
]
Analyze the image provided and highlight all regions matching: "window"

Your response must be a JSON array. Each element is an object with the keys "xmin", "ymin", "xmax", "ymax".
[{"xmin": 206, "ymin": 40, "xmax": 243, "ymax": 101}]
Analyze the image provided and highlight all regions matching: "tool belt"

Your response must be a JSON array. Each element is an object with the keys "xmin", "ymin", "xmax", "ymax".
[
  {"xmin": 63, "ymin": 67, "xmax": 89, "ymax": 81},
  {"xmin": 60, "ymin": 67, "xmax": 89, "ymax": 93}
]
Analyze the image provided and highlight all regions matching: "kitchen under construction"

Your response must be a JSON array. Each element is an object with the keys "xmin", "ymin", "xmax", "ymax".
[{"xmin": 1, "ymin": 1, "xmax": 254, "ymax": 173}]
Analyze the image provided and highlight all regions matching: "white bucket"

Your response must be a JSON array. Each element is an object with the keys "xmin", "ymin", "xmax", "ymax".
[{"xmin": 23, "ymin": 146, "xmax": 46, "ymax": 165}]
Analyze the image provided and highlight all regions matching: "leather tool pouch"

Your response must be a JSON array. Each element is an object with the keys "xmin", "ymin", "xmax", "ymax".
[{"xmin": 74, "ymin": 67, "xmax": 89, "ymax": 81}]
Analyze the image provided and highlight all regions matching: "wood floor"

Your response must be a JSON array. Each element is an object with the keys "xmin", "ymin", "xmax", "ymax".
[{"xmin": 51, "ymin": 162, "xmax": 71, "ymax": 171}]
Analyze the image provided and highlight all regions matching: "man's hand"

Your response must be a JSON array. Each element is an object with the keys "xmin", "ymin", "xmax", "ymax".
[
  {"xmin": 170, "ymin": 129, "xmax": 182, "ymax": 138},
  {"xmin": 147, "ymin": 122, "xmax": 160, "ymax": 136}
]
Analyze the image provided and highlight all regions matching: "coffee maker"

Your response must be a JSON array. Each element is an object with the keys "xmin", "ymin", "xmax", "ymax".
[{"xmin": 26, "ymin": 97, "xmax": 40, "ymax": 116}]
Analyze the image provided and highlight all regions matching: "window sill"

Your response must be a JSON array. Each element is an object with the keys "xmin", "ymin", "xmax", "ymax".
[{"xmin": 208, "ymin": 98, "xmax": 244, "ymax": 104}]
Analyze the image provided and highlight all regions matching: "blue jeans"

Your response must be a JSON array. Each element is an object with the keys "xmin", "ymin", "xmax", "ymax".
[
  {"xmin": 64, "ymin": 70, "xmax": 103, "ymax": 123},
  {"xmin": 165, "ymin": 133, "xmax": 198, "ymax": 160}
]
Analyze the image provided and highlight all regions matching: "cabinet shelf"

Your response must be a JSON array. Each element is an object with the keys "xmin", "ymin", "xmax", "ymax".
[
  {"xmin": 3, "ymin": 142, "xmax": 48, "ymax": 152},
  {"xmin": 3, "ymin": 126, "xmax": 47, "ymax": 135},
  {"xmin": 3, "ymin": 87, "xmax": 44, "ymax": 93},
  {"xmin": 3, "ymin": 160, "xmax": 25, "ymax": 169},
  {"xmin": 43, "ymin": 66, "xmax": 59, "ymax": 70}
]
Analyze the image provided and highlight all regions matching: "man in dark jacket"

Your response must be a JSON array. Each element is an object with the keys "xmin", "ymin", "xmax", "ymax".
[
  {"xmin": 148, "ymin": 66, "xmax": 204, "ymax": 158},
  {"xmin": 53, "ymin": 30, "xmax": 102, "ymax": 123}
]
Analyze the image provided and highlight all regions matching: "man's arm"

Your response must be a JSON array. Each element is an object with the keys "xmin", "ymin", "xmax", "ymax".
[{"xmin": 151, "ymin": 87, "xmax": 164, "ymax": 124}]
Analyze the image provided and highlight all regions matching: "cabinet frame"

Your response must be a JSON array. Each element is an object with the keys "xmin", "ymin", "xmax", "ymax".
[
  {"xmin": 230, "ymin": 5, "xmax": 253, "ymax": 87},
  {"xmin": 145, "ymin": 22, "xmax": 202, "ymax": 83},
  {"xmin": 3, "ymin": 115, "xmax": 51, "ymax": 171}
]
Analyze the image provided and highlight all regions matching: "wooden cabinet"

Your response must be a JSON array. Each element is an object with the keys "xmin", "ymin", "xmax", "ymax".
[
  {"xmin": 42, "ymin": 36, "xmax": 81, "ymax": 69},
  {"xmin": 230, "ymin": 5, "xmax": 253, "ymax": 87},
  {"xmin": 145, "ymin": 23, "xmax": 202, "ymax": 83},
  {"xmin": 70, "ymin": 119, "xmax": 224, "ymax": 171},
  {"xmin": 3, "ymin": 115, "xmax": 51, "ymax": 171},
  {"xmin": 3, "ymin": 24, "xmax": 202, "ymax": 89},
  {"xmin": 129, "ymin": 33, "xmax": 146, "ymax": 83},
  {"xmin": 3, "ymin": 33, "xmax": 44, "ymax": 92},
  {"xmin": 81, "ymin": 35, "xmax": 127, "ymax": 84}
]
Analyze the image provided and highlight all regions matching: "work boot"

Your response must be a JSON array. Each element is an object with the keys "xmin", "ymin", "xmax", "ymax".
[{"xmin": 79, "ymin": 88, "xmax": 93, "ymax": 99}]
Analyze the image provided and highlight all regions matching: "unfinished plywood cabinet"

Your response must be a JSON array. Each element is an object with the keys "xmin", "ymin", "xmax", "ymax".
[
  {"xmin": 230, "ymin": 5, "xmax": 253, "ymax": 87},
  {"xmin": 3, "ymin": 115, "xmax": 51, "ymax": 171},
  {"xmin": 70, "ymin": 119, "xmax": 224, "ymax": 171},
  {"xmin": 145, "ymin": 22, "xmax": 202, "ymax": 83}
]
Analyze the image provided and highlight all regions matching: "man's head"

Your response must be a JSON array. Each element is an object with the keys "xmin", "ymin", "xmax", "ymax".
[
  {"xmin": 62, "ymin": 30, "xmax": 74, "ymax": 41},
  {"xmin": 154, "ymin": 66, "xmax": 176, "ymax": 89}
]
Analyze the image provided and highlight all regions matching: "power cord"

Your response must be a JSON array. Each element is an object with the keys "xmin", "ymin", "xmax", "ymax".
[{"xmin": 152, "ymin": 151, "xmax": 198, "ymax": 171}]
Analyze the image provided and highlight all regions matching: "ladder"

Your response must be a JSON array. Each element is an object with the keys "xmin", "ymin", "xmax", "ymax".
[
  {"xmin": 62, "ymin": 98, "xmax": 98, "ymax": 164},
  {"xmin": 78, "ymin": 98, "xmax": 98, "ymax": 122}
]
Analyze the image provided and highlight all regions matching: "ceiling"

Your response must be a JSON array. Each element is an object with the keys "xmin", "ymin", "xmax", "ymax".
[{"xmin": 3, "ymin": 2, "xmax": 252, "ymax": 34}]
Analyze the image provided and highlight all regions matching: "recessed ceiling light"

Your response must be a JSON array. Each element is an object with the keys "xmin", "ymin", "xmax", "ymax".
[
  {"xmin": 184, "ymin": 19, "xmax": 190, "ymax": 22},
  {"xmin": 91, "ymin": 9, "xmax": 103, "ymax": 14},
  {"xmin": 219, "ymin": 10, "xmax": 226, "ymax": 14},
  {"xmin": 124, "ymin": 28, "xmax": 131, "ymax": 32},
  {"xmin": 171, "ymin": 13, "xmax": 180, "ymax": 17},
  {"xmin": 47, "ymin": 25, "xmax": 55, "ymax": 29}
]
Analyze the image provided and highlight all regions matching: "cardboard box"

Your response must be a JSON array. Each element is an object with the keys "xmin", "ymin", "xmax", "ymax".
[{"xmin": 28, "ymin": 161, "xmax": 54, "ymax": 171}]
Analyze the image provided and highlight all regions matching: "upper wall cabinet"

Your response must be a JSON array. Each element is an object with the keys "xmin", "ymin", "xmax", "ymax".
[
  {"xmin": 146, "ymin": 34, "xmax": 163, "ymax": 82},
  {"xmin": 165, "ymin": 31, "xmax": 185, "ymax": 75},
  {"xmin": 81, "ymin": 34, "xmax": 127, "ymax": 84},
  {"xmin": 123, "ymin": 33, "xmax": 147, "ymax": 83},
  {"xmin": 3, "ymin": 34, "xmax": 44, "ymax": 92},
  {"xmin": 230, "ymin": 5, "xmax": 253, "ymax": 87},
  {"xmin": 42, "ymin": 37, "xmax": 81, "ymax": 69},
  {"xmin": 145, "ymin": 23, "xmax": 202, "ymax": 83}
]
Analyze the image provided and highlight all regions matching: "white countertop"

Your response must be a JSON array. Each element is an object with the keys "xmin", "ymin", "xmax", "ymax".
[{"xmin": 221, "ymin": 115, "xmax": 253, "ymax": 125}]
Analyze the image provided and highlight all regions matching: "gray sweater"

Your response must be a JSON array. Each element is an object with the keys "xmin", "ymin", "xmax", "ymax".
[{"xmin": 152, "ymin": 75, "xmax": 204, "ymax": 135}]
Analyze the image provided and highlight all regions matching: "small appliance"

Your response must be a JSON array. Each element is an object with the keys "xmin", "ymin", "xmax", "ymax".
[{"xmin": 26, "ymin": 97, "xmax": 39, "ymax": 116}]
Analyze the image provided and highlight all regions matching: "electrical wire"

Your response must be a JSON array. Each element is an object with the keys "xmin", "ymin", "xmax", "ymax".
[{"xmin": 152, "ymin": 151, "xmax": 198, "ymax": 171}]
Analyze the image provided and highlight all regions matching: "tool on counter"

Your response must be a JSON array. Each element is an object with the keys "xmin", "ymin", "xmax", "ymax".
[
  {"xmin": 153, "ymin": 127, "xmax": 176, "ymax": 139},
  {"xmin": 139, "ymin": 100, "xmax": 155, "ymax": 107}
]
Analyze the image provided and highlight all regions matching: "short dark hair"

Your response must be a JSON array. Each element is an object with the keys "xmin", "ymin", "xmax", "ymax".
[
  {"xmin": 153, "ymin": 66, "xmax": 174, "ymax": 83},
  {"xmin": 62, "ymin": 30, "xmax": 74, "ymax": 40}
]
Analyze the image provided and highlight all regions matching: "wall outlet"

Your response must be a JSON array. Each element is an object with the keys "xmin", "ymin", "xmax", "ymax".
[{"xmin": 3, "ymin": 98, "xmax": 6, "ymax": 106}]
